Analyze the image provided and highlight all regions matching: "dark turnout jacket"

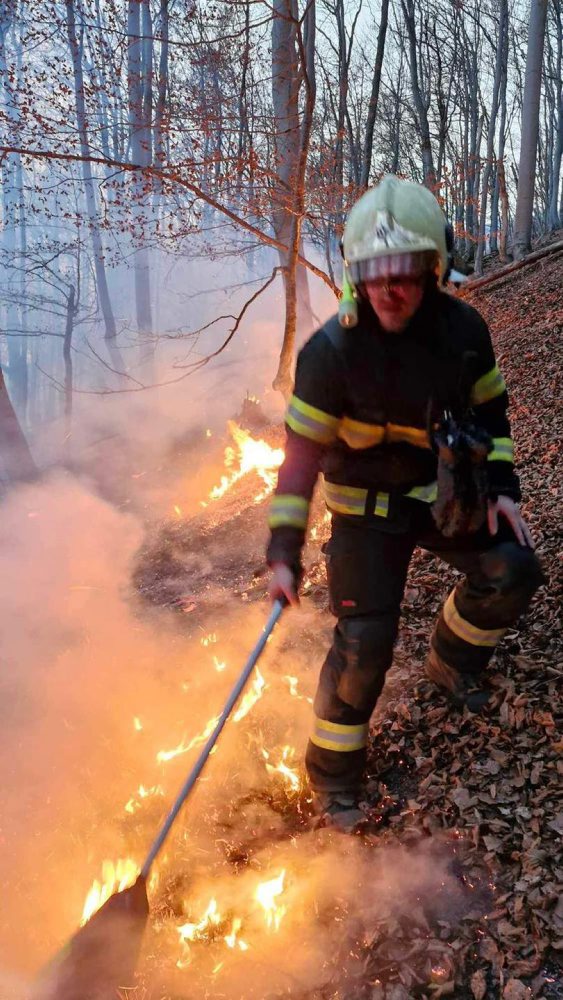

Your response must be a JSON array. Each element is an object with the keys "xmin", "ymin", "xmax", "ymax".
[{"xmin": 267, "ymin": 288, "xmax": 520, "ymax": 570}]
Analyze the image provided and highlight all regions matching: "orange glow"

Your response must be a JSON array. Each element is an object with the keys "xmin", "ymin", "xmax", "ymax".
[
  {"xmin": 207, "ymin": 422, "xmax": 284, "ymax": 504},
  {"xmin": 133, "ymin": 716, "xmax": 143, "ymax": 731},
  {"xmin": 254, "ymin": 870, "xmax": 287, "ymax": 931},
  {"xmin": 81, "ymin": 859, "xmax": 138, "ymax": 924}
]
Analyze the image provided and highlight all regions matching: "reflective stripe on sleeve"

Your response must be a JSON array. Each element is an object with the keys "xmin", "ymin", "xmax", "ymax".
[
  {"xmin": 406, "ymin": 481, "xmax": 438, "ymax": 503},
  {"xmin": 286, "ymin": 395, "xmax": 339, "ymax": 444},
  {"xmin": 310, "ymin": 716, "xmax": 370, "ymax": 752},
  {"xmin": 470, "ymin": 365, "xmax": 507, "ymax": 405},
  {"xmin": 443, "ymin": 591, "xmax": 507, "ymax": 647},
  {"xmin": 338, "ymin": 417, "xmax": 385, "ymax": 449},
  {"xmin": 488, "ymin": 437, "xmax": 514, "ymax": 462},
  {"xmin": 268, "ymin": 494, "xmax": 310, "ymax": 530}
]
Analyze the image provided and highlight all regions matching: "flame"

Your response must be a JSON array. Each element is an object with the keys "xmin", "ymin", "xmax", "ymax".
[
  {"xmin": 254, "ymin": 870, "xmax": 286, "ymax": 931},
  {"xmin": 263, "ymin": 746, "xmax": 301, "ymax": 793},
  {"xmin": 224, "ymin": 917, "xmax": 249, "ymax": 951},
  {"xmin": 283, "ymin": 675, "xmax": 313, "ymax": 705},
  {"xmin": 174, "ymin": 505, "xmax": 183, "ymax": 517},
  {"xmin": 233, "ymin": 667, "xmax": 266, "ymax": 722},
  {"xmin": 177, "ymin": 900, "xmax": 250, "ymax": 968},
  {"xmin": 133, "ymin": 716, "xmax": 143, "ymax": 731},
  {"xmin": 81, "ymin": 858, "xmax": 138, "ymax": 924},
  {"xmin": 207, "ymin": 422, "xmax": 284, "ymax": 504},
  {"xmin": 213, "ymin": 655, "xmax": 226, "ymax": 672},
  {"xmin": 157, "ymin": 716, "xmax": 220, "ymax": 763},
  {"xmin": 124, "ymin": 784, "xmax": 165, "ymax": 814}
]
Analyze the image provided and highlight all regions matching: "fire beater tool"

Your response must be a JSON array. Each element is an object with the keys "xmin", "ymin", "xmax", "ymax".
[{"xmin": 34, "ymin": 599, "xmax": 286, "ymax": 1000}]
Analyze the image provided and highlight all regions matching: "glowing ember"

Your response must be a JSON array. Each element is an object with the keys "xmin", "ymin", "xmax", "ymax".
[
  {"xmin": 233, "ymin": 667, "xmax": 266, "ymax": 722},
  {"xmin": 213, "ymin": 655, "xmax": 226, "ymax": 672},
  {"xmin": 263, "ymin": 746, "xmax": 300, "ymax": 793},
  {"xmin": 200, "ymin": 632, "xmax": 218, "ymax": 646},
  {"xmin": 133, "ymin": 716, "xmax": 143, "ymax": 731},
  {"xmin": 81, "ymin": 858, "xmax": 138, "ymax": 924},
  {"xmin": 254, "ymin": 870, "xmax": 287, "ymax": 931},
  {"xmin": 207, "ymin": 422, "xmax": 284, "ymax": 504},
  {"xmin": 157, "ymin": 716, "xmax": 220, "ymax": 763},
  {"xmin": 174, "ymin": 505, "xmax": 183, "ymax": 517}
]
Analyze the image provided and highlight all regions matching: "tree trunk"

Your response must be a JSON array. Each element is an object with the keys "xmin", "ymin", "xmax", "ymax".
[
  {"xmin": 63, "ymin": 285, "xmax": 75, "ymax": 439},
  {"xmin": 490, "ymin": 7, "xmax": 509, "ymax": 255},
  {"xmin": 401, "ymin": 0, "xmax": 436, "ymax": 188},
  {"xmin": 128, "ymin": 0, "xmax": 154, "ymax": 366},
  {"xmin": 361, "ymin": 0, "xmax": 389, "ymax": 189},
  {"xmin": 498, "ymin": 157, "xmax": 510, "ymax": 261},
  {"xmin": 547, "ymin": 0, "xmax": 562, "ymax": 229},
  {"xmin": 475, "ymin": 0, "xmax": 508, "ymax": 275},
  {"xmin": 65, "ymin": 0, "xmax": 120, "ymax": 361},
  {"xmin": 271, "ymin": 0, "xmax": 314, "ymax": 385},
  {"xmin": 1, "ymin": 4, "xmax": 28, "ymax": 419},
  {"xmin": 273, "ymin": 1, "xmax": 316, "ymax": 398},
  {"xmin": 0, "ymin": 366, "xmax": 36, "ymax": 484},
  {"xmin": 513, "ymin": 0, "xmax": 549, "ymax": 258}
]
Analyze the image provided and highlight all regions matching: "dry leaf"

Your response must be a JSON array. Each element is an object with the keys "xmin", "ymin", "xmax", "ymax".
[
  {"xmin": 502, "ymin": 978, "xmax": 532, "ymax": 1000},
  {"xmin": 470, "ymin": 969, "xmax": 487, "ymax": 1000}
]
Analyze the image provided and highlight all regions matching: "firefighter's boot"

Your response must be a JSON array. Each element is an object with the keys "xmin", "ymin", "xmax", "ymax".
[
  {"xmin": 313, "ymin": 792, "xmax": 366, "ymax": 833},
  {"xmin": 425, "ymin": 647, "xmax": 492, "ymax": 712}
]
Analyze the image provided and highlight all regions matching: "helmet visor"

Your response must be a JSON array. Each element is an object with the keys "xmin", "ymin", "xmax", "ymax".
[{"xmin": 348, "ymin": 250, "xmax": 438, "ymax": 285}]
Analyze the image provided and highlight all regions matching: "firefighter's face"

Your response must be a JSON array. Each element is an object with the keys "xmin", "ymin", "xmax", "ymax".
[{"xmin": 364, "ymin": 275, "xmax": 425, "ymax": 332}]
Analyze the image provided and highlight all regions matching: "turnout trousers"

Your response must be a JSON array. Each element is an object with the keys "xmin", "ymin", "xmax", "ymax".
[{"xmin": 305, "ymin": 502, "xmax": 544, "ymax": 794}]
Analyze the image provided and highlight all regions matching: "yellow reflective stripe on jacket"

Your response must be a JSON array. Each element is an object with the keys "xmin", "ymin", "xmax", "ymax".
[
  {"xmin": 337, "ymin": 418, "xmax": 429, "ymax": 450},
  {"xmin": 406, "ymin": 481, "xmax": 438, "ymax": 503},
  {"xmin": 310, "ymin": 716, "xmax": 369, "ymax": 752},
  {"xmin": 374, "ymin": 492, "xmax": 389, "ymax": 517},
  {"xmin": 268, "ymin": 494, "xmax": 310, "ymax": 530},
  {"xmin": 323, "ymin": 480, "xmax": 367, "ymax": 515},
  {"xmin": 338, "ymin": 417, "xmax": 385, "ymax": 449},
  {"xmin": 470, "ymin": 365, "xmax": 506, "ymax": 405},
  {"xmin": 488, "ymin": 437, "xmax": 514, "ymax": 462},
  {"xmin": 443, "ymin": 591, "xmax": 507, "ymax": 647},
  {"xmin": 323, "ymin": 481, "xmax": 429, "ymax": 517},
  {"xmin": 385, "ymin": 423, "xmax": 431, "ymax": 448},
  {"xmin": 286, "ymin": 395, "xmax": 339, "ymax": 444}
]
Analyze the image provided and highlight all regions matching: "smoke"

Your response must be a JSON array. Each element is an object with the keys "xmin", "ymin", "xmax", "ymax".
[{"xmin": 0, "ymin": 265, "xmax": 468, "ymax": 999}]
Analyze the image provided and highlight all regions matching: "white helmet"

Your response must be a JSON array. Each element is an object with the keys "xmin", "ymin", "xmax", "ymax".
[{"xmin": 343, "ymin": 175, "xmax": 448, "ymax": 284}]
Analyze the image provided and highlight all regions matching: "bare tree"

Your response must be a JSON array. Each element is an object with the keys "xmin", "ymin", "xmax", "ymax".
[
  {"xmin": 361, "ymin": 0, "xmax": 389, "ymax": 189},
  {"xmin": 65, "ymin": 0, "xmax": 120, "ymax": 361},
  {"xmin": 513, "ymin": 0, "xmax": 549, "ymax": 258},
  {"xmin": 475, "ymin": 0, "xmax": 509, "ymax": 275},
  {"xmin": 401, "ymin": 0, "xmax": 436, "ymax": 188}
]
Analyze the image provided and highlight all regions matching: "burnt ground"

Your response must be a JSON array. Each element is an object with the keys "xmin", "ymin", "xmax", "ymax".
[{"xmin": 133, "ymin": 247, "xmax": 562, "ymax": 1000}]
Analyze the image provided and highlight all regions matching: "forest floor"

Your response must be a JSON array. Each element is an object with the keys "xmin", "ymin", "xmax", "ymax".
[{"xmin": 130, "ymin": 245, "xmax": 562, "ymax": 1000}]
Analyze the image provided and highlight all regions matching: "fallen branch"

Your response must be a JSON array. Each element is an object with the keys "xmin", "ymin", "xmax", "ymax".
[{"xmin": 462, "ymin": 238, "xmax": 563, "ymax": 294}]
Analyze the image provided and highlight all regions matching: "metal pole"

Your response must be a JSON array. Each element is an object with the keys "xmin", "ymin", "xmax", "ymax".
[{"xmin": 140, "ymin": 600, "xmax": 285, "ymax": 879}]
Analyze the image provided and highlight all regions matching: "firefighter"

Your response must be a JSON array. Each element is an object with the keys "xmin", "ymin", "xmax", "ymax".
[{"xmin": 266, "ymin": 175, "xmax": 544, "ymax": 832}]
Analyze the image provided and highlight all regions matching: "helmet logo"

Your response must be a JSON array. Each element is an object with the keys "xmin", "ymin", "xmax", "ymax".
[{"xmin": 370, "ymin": 211, "xmax": 429, "ymax": 253}]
